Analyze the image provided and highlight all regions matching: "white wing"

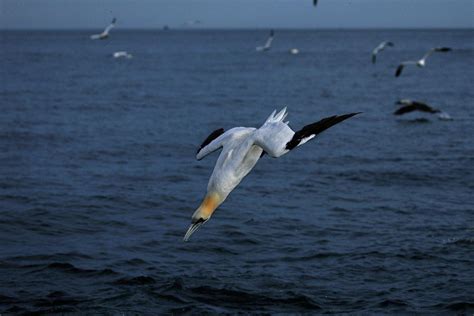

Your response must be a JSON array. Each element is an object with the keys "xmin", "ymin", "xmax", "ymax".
[
  {"xmin": 421, "ymin": 47, "xmax": 451, "ymax": 61},
  {"xmin": 196, "ymin": 127, "xmax": 256, "ymax": 160},
  {"xmin": 421, "ymin": 48, "xmax": 437, "ymax": 61},
  {"xmin": 103, "ymin": 21, "xmax": 115, "ymax": 35},
  {"xmin": 264, "ymin": 35, "xmax": 274, "ymax": 49},
  {"xmin": 372, "ymin": 43, "xmax": 384, "ymax": 55},
  {"xmin": 256, "ymin": 30, "xmax": 274, "ymax": 51}
]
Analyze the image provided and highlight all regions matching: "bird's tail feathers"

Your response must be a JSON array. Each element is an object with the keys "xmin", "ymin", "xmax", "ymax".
[{"xmin": 264, "ymin": 107, "xmax": 288, "ymax": 124}]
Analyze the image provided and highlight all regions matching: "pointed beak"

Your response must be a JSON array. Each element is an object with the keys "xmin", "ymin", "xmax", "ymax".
[{"xmin": 183, "ymin": 220, "xmax": 206, "ymax": 242}]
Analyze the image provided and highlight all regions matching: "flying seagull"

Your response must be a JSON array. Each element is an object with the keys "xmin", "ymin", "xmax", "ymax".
[
  {"xmin": 395, "ymin": 47, "xmax": 452, "ymax": 77},
  {"xmin": 394, "ymin": 99, "xmax": 451, "ymax": 120},
  {"xmin": 183, "ymin": 108, "xmax": 360, "ymax": 241},
  {"xmin": 90, "ymin": 17, "xmax": 116, "ymax": 40},
  {"xmin": 371, "ymin": 41, "xmax": 394, "ymax": 64},
  {"xmin": 256, "ymin": 30, "xmax": 275, "ymax": 52}
]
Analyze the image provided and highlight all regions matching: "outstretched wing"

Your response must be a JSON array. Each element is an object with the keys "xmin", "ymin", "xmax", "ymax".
[
  {"xmin": 413, "ymin": 102, "xmax": 439, "ymax": 113},
  {"xmin": 264, "ymin": 30, "xmax": 274, "ymax": 49},
  {"xmin": 196, "ymin": 127, "xmax": 255, "ymax": 160},
  {"xmin": 253, "ymin": 108, "xmax": 360, "ymax": 158},
  {"xmin": 422, "ymin": 47, "xmax": 451, "ymax": 61},
  {"xmin": 103, "ymin": 17, "xmax": 116, "ymax": 34},
  {"xmin": 197, "ymin": 128, "xmax": 225, "ymax": 156},
  {"xmin": 372, "ymin": 41, "xmax": 393, "ymax": 64},
  {"xmin": 285, "ymin": 112, "xmax": 360, "ymax": 150},
  {"xmin": 394, "ymin": 105, "xmax": 417, "ymax": 115}
]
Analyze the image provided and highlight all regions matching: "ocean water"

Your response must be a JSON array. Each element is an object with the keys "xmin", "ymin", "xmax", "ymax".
[{"xmin": 1, "ymin": 29, "xmax": 473, "ymax": 314}]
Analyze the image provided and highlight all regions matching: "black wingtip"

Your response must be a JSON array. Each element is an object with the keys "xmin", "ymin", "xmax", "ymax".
[
  {"xmin": 395, "ymin": 65, "xmax": 403, "ymax": 77},
  {"xmin": 393, "ymin": 108, "xmax": 404, "ymax": 115},
  {"xmin": 285, "ymin": 112, "xmax": 361, "ymax": 150},
  {"xmin": 437, "ymin": 47, "xmax": 452, "ymax": 52},
  {"xmin": 196, "ymin": 128, "xmax": 224, "ymax": 155}
]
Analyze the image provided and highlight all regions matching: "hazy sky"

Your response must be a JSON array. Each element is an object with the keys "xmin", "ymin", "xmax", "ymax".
[{"xmin": 1, "ymin": 0, "xmax": 473, "ymax": 29}]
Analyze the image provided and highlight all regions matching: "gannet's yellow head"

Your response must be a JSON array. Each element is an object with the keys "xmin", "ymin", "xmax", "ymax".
[{"xmin": 183, "ymin": 193, "xmax": 221, "ymax": 242}]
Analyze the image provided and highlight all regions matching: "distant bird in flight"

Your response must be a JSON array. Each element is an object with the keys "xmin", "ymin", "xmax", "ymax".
[
  {"xmin": 183, "ymin": 108, "xmax": 360, "ymax": 241},
  {"xmin": 394, "ymin": 99, "xmax": 451, "ymax": 120},
  {"xmin": 256, "ymin": 30, "xmax": 275, "ymax": 52},
  {"xmin": 395, "ymin": 47, "xmax": 452, "ymax": 77},
  {"xmin": 112, "ymin": 51, "xmax": 132, "ymax": 59},
  {"xmin": 313, "ymin": 0, "xmax": 318, "ymax": 6},
  {"xmin": 371, "ymin": 41, "xmax": 394, "ymax": 64},
  {"xmin": 183, "ymin": 20, "xmax": 202, "ymax": 27},
  {"xmin": 90, "ymin": 17, "xmax": 116, "ymax": 40}
]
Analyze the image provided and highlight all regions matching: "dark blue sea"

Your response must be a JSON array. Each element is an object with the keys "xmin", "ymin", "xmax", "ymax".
[{"xmin": 1, "ymin": 29, "xmax": 473, "ymax": 314}]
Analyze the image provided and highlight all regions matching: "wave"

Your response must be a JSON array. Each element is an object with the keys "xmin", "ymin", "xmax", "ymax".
[{"xmin": 114, "ymin": 275, "xmax": 156, "ymax": 286}]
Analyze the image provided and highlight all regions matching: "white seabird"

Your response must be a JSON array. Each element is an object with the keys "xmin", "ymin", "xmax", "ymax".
[
  {"xmin": 289, "ymin": 48, "xmax": 300, "ymax": 55},
  {"xmin": 395, "ymin": 47, "xmax": 452, "ymax": 77},
  {"xmin": 113, "ymin": 51, "xmax": 133, "ymax": 59},
  {"xmin": 90, "ymin": 17, "xmax": 116, "ymax": 40},
  {"xmin": 394, "ymin": 99, "xmax": 451, "ymax": 120},
  {"xmin": 371, "ymin": 41, "xmax": 394, "ymax": 64},
  {"xmin": 256, "ymin": 30, "xmax": 275, "ymax": 52},
  {"xmin": 183, "ymin": 108, "xmax": 360, "ymax": 241}
]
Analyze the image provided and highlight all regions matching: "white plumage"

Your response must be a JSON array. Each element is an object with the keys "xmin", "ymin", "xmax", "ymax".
[
  {"xmin": 113, "ymin": 51, "xmax": 133, "ymax": 59},
  {"xmin": 90, "ymin": 18, "xmax": 116, "ymax": 40},
  {"xmin": 256, "ymin": 30, "xmax": 275, "ymax": 52},
  {"xmin": 371, "ymin": 41, "xmax": 394, "ymax": 64},
  {"xmin": 395, "ymin": 47, "xmax": 451, "ymax": 77},
  {"xmin": 184, "ymin": 108, "xmax": 359, "ymax": 241}
]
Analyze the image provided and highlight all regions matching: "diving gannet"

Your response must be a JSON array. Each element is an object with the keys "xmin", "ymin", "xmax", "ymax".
[{"xmin": 184, "ymin": 108, "xmax": 360, "ymax": 241}]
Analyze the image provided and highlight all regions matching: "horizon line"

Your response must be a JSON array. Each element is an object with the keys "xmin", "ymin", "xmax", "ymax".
[{"xmin": 1, "ymin": 26, "xmax": 473, "ymax": 31}]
